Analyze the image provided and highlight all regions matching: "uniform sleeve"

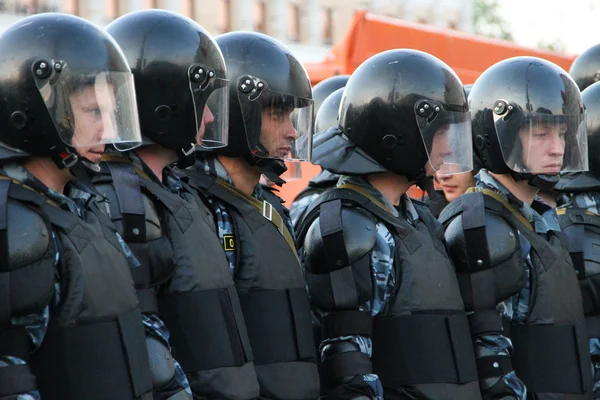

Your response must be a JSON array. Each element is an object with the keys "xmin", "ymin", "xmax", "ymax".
[
  {"xmin": 142, "ymin": 313, "xmax": 193, "ymax": 399},
  {"xmin": 314, "ymin": 221, "xmax": 393, "ymax": 400},
  {"xmin": 470, "ymin": 254, "xmax": 531, "ymax": 400}
]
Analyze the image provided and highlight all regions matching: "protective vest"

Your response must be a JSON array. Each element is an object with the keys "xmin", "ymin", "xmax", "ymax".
[
  {"xmin": 94, "ymin": 157, "xmax": 259, "ymax": 400},
  {"xmin": 557, "ymin": 207, "xmax": 600, "ymax": 340},
  {"xmin": 0, "ymin": 177, "xmax": 153, "ymax": 400},
  {"xmin": 184, "ymin": 169, "xmax": 320, "ymax": 400},
  {"xmin": 443, "ymin": 188, "xmax": 592, "ymax": 398},
  {"xmin": 297, "ymin": 184, "xmax": 480, "ymax": 400}
]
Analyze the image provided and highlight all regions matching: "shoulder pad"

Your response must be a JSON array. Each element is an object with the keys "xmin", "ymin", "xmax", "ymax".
[
  {"xmin": 308, "ymin": 170, "xmax": 340, "ymax": 189},
  {"xmin": 93, "ymin": 182, "xmax": 163, "ymax": 241},
  {"xmin": 6, "ymin": 199, "xmax": 51, "ymax": 270},
  {"xmin": 444, "ymin": 210, "xmax": 519, "ymax": 271},
  {"xmin": 303, "ymin": 205, "xmax": 377, "ymax": 274}
]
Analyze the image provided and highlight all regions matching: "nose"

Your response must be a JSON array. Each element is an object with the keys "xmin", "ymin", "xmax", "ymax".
[
  {"xmin": 282, "ymin": 119, "xmax": 298, "ymax": 140},
  {"xmin": 97, "ymin": 115, "xmax": 108, "ymax": 141},
  {"xmin": 548, "ymin": 130, "xmax": 565, "ymax": 157},
  {"xmin": 203, "ymin": 105, "xmax": 215, "ymax": 125}
]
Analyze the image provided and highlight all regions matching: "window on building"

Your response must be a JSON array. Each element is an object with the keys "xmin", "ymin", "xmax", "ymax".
[
  {"xmin": 254, "ymin": 1, "xmax": 266, "ymax": 33},
  {"xmin": 416, "ymin": 16, "xmax": 428, "ymax": 24},
  {"xmin": 288, "ymin": 3, "xmax": 300, "ymax": 42},
  {"xmin": 217, "ymin": 0, "xmax": 231, "ymax": 33},
  {"xmin": 448, "ymin": 20, "xmax": 458, "ymax": 30},
  {"xmin": 322, "ymin": 7, "xmax": 333, "ymax": 45}
]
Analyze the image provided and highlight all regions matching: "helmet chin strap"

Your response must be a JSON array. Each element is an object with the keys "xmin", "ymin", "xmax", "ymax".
[
  {"xmin": 244, "ymin": 144, "xmax": 287, "ymax": 187},
  {"xmin": 80, "ymin": 158, "xmax": 101, "ymax": 173},
  {"xmin": 510, "ymin": 171, "xmax": 560, "ymax": 191}
]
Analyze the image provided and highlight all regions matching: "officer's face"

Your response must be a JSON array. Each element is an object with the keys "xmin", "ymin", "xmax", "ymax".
[
  {"xmin": 260, "ymin": 105, "xmax": 298, "ymax": 158},
  {"xmin": 436, "ymin": 171, "xmax": 475, "ymax": 202},
  {"xmin": 424, "ymin": 125, "xmax": 453, "ymax": 177},
  {"xmin": 518, "ymin": 121, "xmax": 566, "ymax": 174},
  {"xmin": 70, "ymin": 83, "xmax": 116, "ymax": 163},
  {"xmin": 196, "ymin": 104, "xmax": 215, "ymax": 146}
]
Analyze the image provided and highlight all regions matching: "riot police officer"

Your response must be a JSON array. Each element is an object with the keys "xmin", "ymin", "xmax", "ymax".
[
  {"xmin": 183, "ymin": 31, "xmax": 320, "ymax": 399},
  {"xmin": 0, "ymin": 13, "xmax": 154, "ymax": 400},
  {"xmin": 295, "ymin": 49, "xmax": 480, "ymax": 399},
  {"xmin": 440, "ymin": 56, "xmax": 592, "ymax": 399},
  {"xmin": 290, "ymin": 86, "xmax": 346, "ymax": 227},
  {"xmin": 555, "ymin": 80, "xmax": 600, "ymax": 399},
  {"xmin": 91, "ymin": 10, "xmax": 258, "ymax": 400}
]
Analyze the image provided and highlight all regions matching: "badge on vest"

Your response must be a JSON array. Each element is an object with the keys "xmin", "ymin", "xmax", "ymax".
[{"xmin": 223, "ymin": 235, "xmax": 236, "ymax": 251}]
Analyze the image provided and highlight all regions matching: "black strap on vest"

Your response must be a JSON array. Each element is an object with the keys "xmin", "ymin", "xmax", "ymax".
[
  {"xmin": 557, "ymin": 208, "xmax": 600, "ymax": 280},
  {"xmin": 31, "ymin": 307, "xmax": 152, "ymax": 400},
  {"xmin": 510, "ymin": 322, "xmax": 589, "ymax": 394},
  {"xmin": 319, "ymin": 200, "xmax": 363, "ymax": 309},
  {"xmin": 461, "ymin": 192, "xmax": 492, "ymax": 272},
  {"xmin": 0, "ymin": 326, "xmax": 31, "ymax": 362},
  {"xmin": 159, "ymin": 287, "xmax": 253, "ymax": 372},
  {"xmin": 321, "ymin": 351, "xmax": 373, "ymax": 383},
  {"xmin": 476, "ymin": 355, "xmax": 513, "ymax": 379},
  {"xmin": 321, "ymin": 310, "xmax": 373, "ymax": 340},
  {"xmin": 107, "ymin": 162, "xmax": 147, "ymax": 243},
  {"xmin": 371, "ymin": 313, "xmax": 478, "ymax": 386},
  {"xmin": 587, "ymin": 315, "xmax": 600, "ymax": 338},
  {"xmin": 0, "ymin": 363, "xmax": 37, "ymax": 397},
  {"xmin": 239, "ymin": 288, "xmax": 317, "ymax": 366},
  {"xmin": 136, "ymin": 288, "xmax": 159, "ymax": 314},
  {"xmin": 0, "ymin": 179, "xmax": 11, "ymax": 323}
]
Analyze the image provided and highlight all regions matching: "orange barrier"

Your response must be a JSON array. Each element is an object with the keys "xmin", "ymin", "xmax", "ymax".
[{"xmin": 278, "ymin": 10, "xmax": 576, "ymax": 206}]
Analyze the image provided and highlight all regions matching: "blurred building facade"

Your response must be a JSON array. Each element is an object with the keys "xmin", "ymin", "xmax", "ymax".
[{"xmin": 0, "ymin": 0, "xmax": 474, "ymax": 62}]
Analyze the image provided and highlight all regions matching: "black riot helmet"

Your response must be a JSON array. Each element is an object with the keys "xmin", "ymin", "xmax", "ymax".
[
  {"xmin": 312, "ymin": 75, "xmax": 349, "ymax": 118},
  {"xmin": 570, "ymin": 44, "xmax": 600, "ymax": 91},
  {"xmin": 315, "ymin": 87, "xmax": 344, "ymax": 133},
  {"xmin": 214, "ymin": 31, "xmax": 313, "ymax": 166},
  {"xmin": 582, "ymin": 82, "xmax": 600, "ymax": 177},
  {"xmin": 106, "ymin": 9, "xmax": 229, "ymax": 167},
  {"xmin": 470, "ymin": 56, "xmax": 588, "ymax": 189},
  {"xmin": 338, "ymin": 49, "xmax": 473, "ymax": 181},
  {"xmin": 0, "ymin": 13, "xmax": 142, "ymax": 168}
]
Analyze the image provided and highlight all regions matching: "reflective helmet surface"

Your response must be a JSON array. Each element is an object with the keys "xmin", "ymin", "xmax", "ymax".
[
  {"xmin": 582, "ymin": 82, "xmax": 600, "ymax": 176},
  {"xmin": 214, "ymin": 31, "xmax": 313, "ymax": 163},
  {"xmin": 470, "ymin": 56, "xmax": 587, "ymax": 179},
  {"xmin": 339, "ymin": 49, "xmax": 472, "ymax": 180},
  {"xmin": 0, "ymin": 13, "xmax": 142, "ymax": 166},
  {"xmin": 315, "ymin": 87, "xmax": 344, "ymax": 133},
  {"xmin": 106, "ymin": 9, "xmax": 229, "ymax": 166},
  {"xmin": 570, "ymin": 44, "xmax": 600, "ymax": 91},
  {"xmin": 312, "ymin": 75, "xmax": 349, "ymax": 118}
]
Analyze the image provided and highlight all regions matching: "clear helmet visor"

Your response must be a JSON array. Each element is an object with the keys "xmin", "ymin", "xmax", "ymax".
[
  {"xmin": 33, "ymin": 61, "xmax": 142, "ymax": 152},
  {"xmin": 493, "ymin": 104, "xmax": 588, "ymax": 175},
  {"xmin": 189, "ymin": 64, "xmax": 229, "ymax": 150},
  {"xmin": 414, "ymin": 101, "xmax": 473, "ymax": 175},
  {"xmin": 280, "ymin": 161, "xmax": 303, "ymax": 181},
  {"xmin": 237, "ymin": 75, "xmax": 313, "ymax": 162}
]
